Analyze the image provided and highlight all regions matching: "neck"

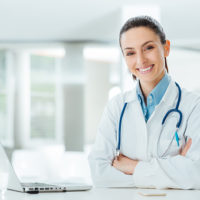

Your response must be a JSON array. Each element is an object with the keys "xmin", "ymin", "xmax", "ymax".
[
  {"xmin": 140, "ymin": 72, "xmax": 165, "ymax": 100},
  {"xmin": 140, "ymin": 82, "xmax": 154, "ymax": 99}
]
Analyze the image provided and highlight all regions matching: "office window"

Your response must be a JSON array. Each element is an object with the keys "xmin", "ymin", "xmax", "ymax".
[
  {"xmin": 30, "ymin": 55, "xmax": 56, "ymax": 139},
  {"xmin": 0, "ymin": 50, "xmax": 7, "ymax": 141}
]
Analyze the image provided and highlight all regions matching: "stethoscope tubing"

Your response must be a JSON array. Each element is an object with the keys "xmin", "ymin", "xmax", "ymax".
[
  {"xmin": 117, "ymin": 102, "xmax": 127, "ymax": 151},
  {"xmin": 117, "ymin": 82, "xmax": 182, "ymax": 158},
  {"xmin": 162, "ymin": 82, "xmax": 182, "ymax": 129}
]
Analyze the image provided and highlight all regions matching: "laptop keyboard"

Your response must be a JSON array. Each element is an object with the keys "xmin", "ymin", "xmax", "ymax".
[{"xmin": 21, "ymin": 182, "xmax": 57, "ymax": 187}]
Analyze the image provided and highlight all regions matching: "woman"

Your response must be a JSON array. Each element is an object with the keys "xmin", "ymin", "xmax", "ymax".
[{"xmin": 88, "ymin": 16, "xmax": 200, "ymax": 189}]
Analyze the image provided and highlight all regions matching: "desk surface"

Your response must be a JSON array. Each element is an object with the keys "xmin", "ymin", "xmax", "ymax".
[{"xmin": 4, "ymin": 188, "xmax": 200, "ymax": 200}]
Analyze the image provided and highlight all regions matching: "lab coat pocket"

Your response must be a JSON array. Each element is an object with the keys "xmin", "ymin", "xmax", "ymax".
[
  {"xmin": 160, "ymin": 138, "xmax": 182, "ymax": 157},
  {"xmin": 158, "ymin": 113, "xmax": 184, "ymax": 157}
]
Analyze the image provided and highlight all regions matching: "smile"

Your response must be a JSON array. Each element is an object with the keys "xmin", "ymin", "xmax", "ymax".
[{"xmin": 138, "ymin": 65, "xmax": 154, "ymax": 74}]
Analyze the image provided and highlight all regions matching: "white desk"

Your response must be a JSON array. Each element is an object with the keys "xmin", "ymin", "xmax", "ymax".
[
  {"xmin": 6, "ymin": 149, "xmax": 200, "ymax": 200},
  {"xmin": 4, "ymin": 188, "xmax": 200, "ymax": 200}
]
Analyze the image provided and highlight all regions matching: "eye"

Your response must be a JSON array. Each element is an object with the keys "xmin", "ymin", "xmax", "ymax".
[
  {"xmin": 126, "ymin": 52, "xmax": 135, "ymax": 56},
  {"xmin": 145, "ymin": 45, "xmax": 154, "ymax": 51}
]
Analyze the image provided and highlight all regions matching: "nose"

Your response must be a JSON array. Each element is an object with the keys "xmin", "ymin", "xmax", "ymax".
[{"xmin": 136, "ymin": 51, "xmax": 146, "ymax": 67}]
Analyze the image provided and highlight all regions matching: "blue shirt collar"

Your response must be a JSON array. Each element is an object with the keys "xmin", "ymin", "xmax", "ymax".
[
  {"xmin": 136, "ymin": 73, "xmax": 170, "ymax": 106},
  {"xmin": 136, "ymin": 81, "xmax": 144, "ymax": 104}
]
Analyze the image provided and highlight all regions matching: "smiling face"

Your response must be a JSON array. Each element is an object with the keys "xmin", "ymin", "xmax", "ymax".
[{"xmin": 120, "ymin": 26, "xmax": 170, "ymax": 89}]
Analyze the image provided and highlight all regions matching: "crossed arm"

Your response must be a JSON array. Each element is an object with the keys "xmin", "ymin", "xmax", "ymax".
[{"xmin": 112, "ymin": 138, "xmax": 192, "ymax": 175}]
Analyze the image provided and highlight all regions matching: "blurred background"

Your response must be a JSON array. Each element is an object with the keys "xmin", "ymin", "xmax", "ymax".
[{"xmin": 0, "ymin": 0, "xmax": 200, "ymax": 183}]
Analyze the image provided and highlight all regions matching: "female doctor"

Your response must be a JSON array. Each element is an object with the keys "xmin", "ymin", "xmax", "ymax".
[{"xmin": 88, "ymin": 16, "xmax": 200, "ymax": 189}]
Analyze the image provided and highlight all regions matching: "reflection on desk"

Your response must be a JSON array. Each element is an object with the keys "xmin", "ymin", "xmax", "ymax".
[{"xmin": 4, "ymin": 188, "xmax": 200, "ymax": 200}]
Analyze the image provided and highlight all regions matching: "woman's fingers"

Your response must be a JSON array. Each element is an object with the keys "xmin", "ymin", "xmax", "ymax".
[{"xmin": 180, "ymin": 138, "xmax": 192, "ymax": 156}]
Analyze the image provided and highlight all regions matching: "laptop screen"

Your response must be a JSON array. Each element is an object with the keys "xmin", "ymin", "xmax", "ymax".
[{"xmin": 0, "ymin": 143, "xmax": 23, "ymax": 192}]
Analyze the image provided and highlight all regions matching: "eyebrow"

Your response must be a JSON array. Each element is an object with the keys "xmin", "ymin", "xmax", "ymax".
[{"xmin": 123, "ymin": 40, "xmax": 154, "ymax": 51}]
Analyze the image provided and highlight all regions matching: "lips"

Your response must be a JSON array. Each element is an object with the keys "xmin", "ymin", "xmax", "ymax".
[{"xmin": 138, "ymin": 64, "xmax": 154, "ymax": 74}]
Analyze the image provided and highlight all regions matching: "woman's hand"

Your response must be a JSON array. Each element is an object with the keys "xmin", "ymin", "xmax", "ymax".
[
  {"xmin": 180, "ymin": 138, "xmax": 192, "ymax": 156},
  {"xmin": 112, "ymin": 154, "xmax": 138, "ymax": 175}
]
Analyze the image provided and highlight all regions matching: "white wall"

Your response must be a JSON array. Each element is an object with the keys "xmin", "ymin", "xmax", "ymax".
[
  {"xmin": 85, "ymin": 60, "xmax": 112, "ymax": 144},
  {"xmin": 168, "ymin": 49, "xmax": 200, "ymax": 92}
]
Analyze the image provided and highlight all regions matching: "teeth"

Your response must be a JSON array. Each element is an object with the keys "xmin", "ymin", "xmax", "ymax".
[{"xmin": 140, "ymin": 65, "xmax": 153, "ymax": 72}]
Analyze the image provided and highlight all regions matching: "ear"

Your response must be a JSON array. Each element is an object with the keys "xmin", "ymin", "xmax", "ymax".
[{"xmin": 164, "ymin": 40, "xmax": 170, "ymax": 57}]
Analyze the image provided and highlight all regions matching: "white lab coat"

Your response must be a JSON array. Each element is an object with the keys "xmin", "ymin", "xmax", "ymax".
[{"xmin": 88, "ymin": 79, "xmax": 200, "ymax": 189}]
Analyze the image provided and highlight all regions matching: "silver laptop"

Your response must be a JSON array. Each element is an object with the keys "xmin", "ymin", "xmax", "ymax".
[{"xmin": 0, "ymin": 143, "xmax": 92, "ymax": 193}]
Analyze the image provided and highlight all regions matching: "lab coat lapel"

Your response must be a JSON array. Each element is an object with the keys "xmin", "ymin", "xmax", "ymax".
[
  {"xmin": 148, "ymin": 80, "xmax": 178, "ymax": 125},
  {"xmin": 146, "ymin": 80, "xmax": 179, "ymax": 157},
  {"xmin": 121, "ymin": 88, "xmax": 148, "ymax": 160}
]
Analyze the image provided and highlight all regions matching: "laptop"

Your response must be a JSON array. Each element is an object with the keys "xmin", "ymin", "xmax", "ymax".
[{"xmin": 0, "ymin": 143, "xmax": 92, "ymax": 193}]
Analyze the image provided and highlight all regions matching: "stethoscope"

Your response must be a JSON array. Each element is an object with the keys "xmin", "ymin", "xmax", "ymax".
[{"xmin": 116, "ymin": 82, "xmax": 183, "ymax": 158}]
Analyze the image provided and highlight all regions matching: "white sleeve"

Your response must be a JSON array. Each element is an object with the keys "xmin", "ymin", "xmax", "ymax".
[
  {"xmin": 133, "ymin": 102, "xmax": 200, "ymax": 189},
  {"xmin": 88, "ymin": 97, "xmax": 135, "ymax": 187}
]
